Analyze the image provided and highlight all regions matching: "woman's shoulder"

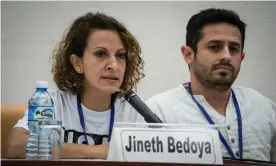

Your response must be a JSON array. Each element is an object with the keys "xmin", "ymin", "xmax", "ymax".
[
  {"xmin": 113, "ymin": 96, "xmax": 144, "ymax": 123},
  {"xmin": 114, "ymin": 97, "xmax": 131, "ymax": 110},
  {"xmin": 48, "ymin": 88, "xmax": 77, "ymax": 111},
  {"xmin": 48, "ymin": 89, "xmax": 76, "ymax": 100}
]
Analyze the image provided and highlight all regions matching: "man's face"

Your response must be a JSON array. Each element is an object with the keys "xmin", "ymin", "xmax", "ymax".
[{"xmin": 191, "ymin": 23, "xmax": 245, "ymax": 90}]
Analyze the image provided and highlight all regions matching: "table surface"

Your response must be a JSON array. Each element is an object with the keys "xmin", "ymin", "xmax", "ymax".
[{"xmin": 1, "ymin": 159, "xmax": 276, "ymax": 166}]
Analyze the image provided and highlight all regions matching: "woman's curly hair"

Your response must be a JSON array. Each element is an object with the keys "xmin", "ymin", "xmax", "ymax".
[{"xmin": 52, "ymin": 12, "xmax": 144, "ymax": 97}]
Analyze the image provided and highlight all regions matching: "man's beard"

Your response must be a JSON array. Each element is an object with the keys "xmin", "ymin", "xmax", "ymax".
[{"xmin": 193, "ymin": 60, "xmax": 239, "ymax": 91}]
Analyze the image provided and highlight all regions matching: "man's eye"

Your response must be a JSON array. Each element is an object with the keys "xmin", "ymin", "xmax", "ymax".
[{"xmin": 229, "ymin": 46, "xmax": 240, "ymax": 53}]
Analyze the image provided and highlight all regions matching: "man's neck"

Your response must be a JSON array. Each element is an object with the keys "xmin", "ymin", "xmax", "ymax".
[
  {"xmin": 80, "ymin": 87, "xmax": 111, "ymax": 112},
  {"xmin": 190, "ymin": 78, "xmax": 231, "ymax": 116}
]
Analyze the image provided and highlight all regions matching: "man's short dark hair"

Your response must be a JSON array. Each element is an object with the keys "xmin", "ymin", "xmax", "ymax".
[{"xmin": 186, "ymin": 8, "xmax": 247, "ymax": 53}]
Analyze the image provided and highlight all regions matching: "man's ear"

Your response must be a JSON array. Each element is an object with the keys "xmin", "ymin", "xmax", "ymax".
[
  {"xmin": 181, "ymin": 45, "xmax": 195, "ymax": 66},
  {"xmin": 70, "ymin": 54, "xmax": 83, "ymax": 74},
  {"xmin": 241, "ymin": 52, "xmax": 245, "ymax": 61}
]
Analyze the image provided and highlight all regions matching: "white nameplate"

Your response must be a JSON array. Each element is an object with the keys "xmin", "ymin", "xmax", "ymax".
[{"xmin": 108, "ymin": 125, "xmax": 223, "ymax": 164}]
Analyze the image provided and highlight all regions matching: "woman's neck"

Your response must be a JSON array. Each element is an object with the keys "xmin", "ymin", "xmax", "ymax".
[{"xmin": 80, "ymin": 87, "xmax": 111, "ymax": 112}]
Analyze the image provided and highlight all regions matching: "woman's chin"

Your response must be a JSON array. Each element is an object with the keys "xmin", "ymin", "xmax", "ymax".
[{"xmin": 100, "ymin": 87, "xmax": 120, "ymax": 95}]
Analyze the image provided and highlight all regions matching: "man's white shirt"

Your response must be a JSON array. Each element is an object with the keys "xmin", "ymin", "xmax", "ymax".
[{"xmin": 143, "ymin": 83, "xmax": 276, "ymax": 162}]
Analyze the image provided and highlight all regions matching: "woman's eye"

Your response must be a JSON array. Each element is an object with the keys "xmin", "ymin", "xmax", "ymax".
[
  {"xmin": 94, "ymin": 51, "xmax": 106, "ymax": 57},
  {"xmin": 209, "ymin": 45, "xmax": 219, "ymax": 51},
  {"xmin": 117, "ymin": 53, "xmax": 126, "ymax": 59}
]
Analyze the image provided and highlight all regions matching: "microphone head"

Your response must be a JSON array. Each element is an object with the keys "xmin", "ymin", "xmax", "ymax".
[{"xmin": 124, "ymin": 90, "xmax": 137, "ymax": 101}]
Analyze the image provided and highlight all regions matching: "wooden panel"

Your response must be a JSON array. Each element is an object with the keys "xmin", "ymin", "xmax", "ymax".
[
  {"xmin": 1, "ymin": 159, "xmax": 275, "ymax": 166},
  {"xmin": 1, "ymin": 104, "xmax": 27, "ymax": 158}
]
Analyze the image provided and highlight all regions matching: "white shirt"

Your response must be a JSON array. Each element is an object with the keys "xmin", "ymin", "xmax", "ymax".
[
  {"xmin": 144, "ymin": 83, "xmax": 276, "ymax": 162},
  {"xmin": 14, "ymin": 89, "xmax": 142, "ymax": 145}
]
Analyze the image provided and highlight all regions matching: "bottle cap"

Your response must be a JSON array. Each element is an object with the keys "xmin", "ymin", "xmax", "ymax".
[{"xmin": 36, "ymin": 81, "xmax": 48, "ymax": 89}]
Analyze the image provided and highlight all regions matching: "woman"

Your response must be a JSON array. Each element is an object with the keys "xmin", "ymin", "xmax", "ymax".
[{"xmin": 6, "ymin": 12, "xmax": 145, "ymax": 159}]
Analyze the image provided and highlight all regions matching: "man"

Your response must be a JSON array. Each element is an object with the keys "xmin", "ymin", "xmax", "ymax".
[{"xmin": 145, "ymin": 8, "xmax": 276, "ymax": 162}]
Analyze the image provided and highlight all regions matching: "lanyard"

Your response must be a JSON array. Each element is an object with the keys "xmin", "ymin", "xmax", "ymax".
[
  {"xmin": 187, "ymin": 82, "xmax": 243, "ymax": 159},
  {"xmin": 76, "ymin": 95, "xmax": 115, "ymax": 144}
]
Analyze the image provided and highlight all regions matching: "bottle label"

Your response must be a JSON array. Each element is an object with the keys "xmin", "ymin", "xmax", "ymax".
[{"xmin": 28, "ymin": 106, "xmax": 54, "ymax": 121}]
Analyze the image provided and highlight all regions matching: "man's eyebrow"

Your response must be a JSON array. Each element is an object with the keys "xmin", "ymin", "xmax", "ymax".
[
  {"xmin": 229, "ymin": 41, "xmax": 241, "ymax": 48},
  {"xmin": 207, "ymin": 40, "xmax": 223, "ymax": 44}
]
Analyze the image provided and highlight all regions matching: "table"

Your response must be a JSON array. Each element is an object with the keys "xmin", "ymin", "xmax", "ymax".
[{"xmin": 2, "ymin": 159, "xmax": 276, "ymax": 166}]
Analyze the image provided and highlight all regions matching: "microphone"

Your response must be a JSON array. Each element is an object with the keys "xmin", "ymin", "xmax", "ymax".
[{"xmin": 124, "ymin": 90, "xmax": 163, "ymax": 123}]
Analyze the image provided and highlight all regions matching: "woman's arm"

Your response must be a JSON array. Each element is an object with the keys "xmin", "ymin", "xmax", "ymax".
[
  {"xmin": 6, "ymin": 127, "xmax": 109, "ymax": 159},
  {"xmin": 6, "ymin": 128, "xmax": 29, "ymax": 158},
  {"xmin": 61, "ymin": 142, "xmax": 109, "ymax": 159}
]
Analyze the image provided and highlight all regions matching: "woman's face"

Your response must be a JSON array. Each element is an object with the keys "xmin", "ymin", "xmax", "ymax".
[{"xmin": 72, "ymin": 30, "xmax": 127, "ymax": 95}]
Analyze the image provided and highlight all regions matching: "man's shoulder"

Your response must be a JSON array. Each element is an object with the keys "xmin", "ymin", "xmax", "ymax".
[
  {"xmin": 232, "ymin": 86, "xmax": 271, "ymax": 102},
  {"xmin": 147, "ymin": 84, "xmax": 187, "ymax": 104}
]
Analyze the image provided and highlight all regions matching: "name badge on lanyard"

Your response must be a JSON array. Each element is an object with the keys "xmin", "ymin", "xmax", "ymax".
[
  {"xmin": 76, "ymin": 95, "xmax": 115, "ymax": 144},
  {"xmin": 187, "ymin": 82, "xmax": 243, "ymax": 159}
]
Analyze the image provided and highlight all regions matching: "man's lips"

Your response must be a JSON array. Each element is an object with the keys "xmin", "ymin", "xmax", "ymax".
[{"xmin": 213, "ymin": 65, "xmax": 233, "ymax": 71}]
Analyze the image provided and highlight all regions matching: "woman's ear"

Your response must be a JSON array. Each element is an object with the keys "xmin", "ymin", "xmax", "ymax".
[
  {"xmin": 70, "ymin": 54, "xmax": 83, "ymax": 74},
  {"xmin": 181, "ymin": 45, "xmax": 195, "ymax": 66}
]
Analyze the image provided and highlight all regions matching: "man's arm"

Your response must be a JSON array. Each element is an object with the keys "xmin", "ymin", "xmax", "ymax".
[
  {"xmin": 271, "ymin": 134, "xmax": 276, "ymax": 162},
  {"xmin": 269, "ymin": 99, "xmax": 276, "ymax": 162}
]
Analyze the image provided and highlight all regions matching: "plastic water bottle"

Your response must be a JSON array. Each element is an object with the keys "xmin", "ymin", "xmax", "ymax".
[{"xmin": 26, "ymin": 81, "xmax": 54, "ymax": 160}]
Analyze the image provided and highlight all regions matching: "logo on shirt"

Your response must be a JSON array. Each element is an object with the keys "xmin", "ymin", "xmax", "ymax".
[{"xmin": 62, "ymin": 127, "xmax": 108, "ymax": 145}]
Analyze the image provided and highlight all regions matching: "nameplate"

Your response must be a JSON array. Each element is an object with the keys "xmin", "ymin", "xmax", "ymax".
[{"xmin": 108, "ymin": 125, "xmax": 223, "ymax": 164}]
